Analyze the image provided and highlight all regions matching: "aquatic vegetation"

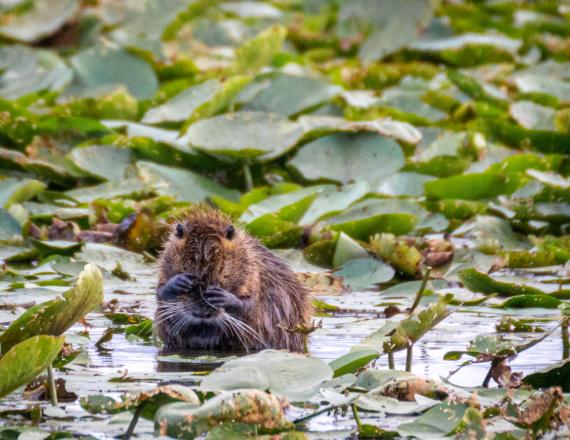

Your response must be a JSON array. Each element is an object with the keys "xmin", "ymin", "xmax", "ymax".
[{"xmin": 0, "ymin": 0, "xmax": 569, "ymax": 438}]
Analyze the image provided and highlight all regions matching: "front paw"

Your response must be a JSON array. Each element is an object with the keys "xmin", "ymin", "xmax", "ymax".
[
  {"xmin": 157, "ymin": 273, "xmax": 199, "ymax": 301},
  {"xmin": 202, "ymin": 286, "xmax": 238, "ymax": 311}
]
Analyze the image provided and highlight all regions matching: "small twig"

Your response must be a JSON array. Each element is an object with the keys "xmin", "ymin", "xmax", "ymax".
[
  {"xmin": 388, "ymin": 352, "xmax": 395, "ymax": 370},
  {"xmin": 47, "ymin": 365, "xmax": 58, "ymax": 406},
  {"xmin": 405, "ymin": 345, "xmax": 413, "ymax": 372},
  {"xmin": 124, "ymin": 403, "xmax": 146, "ymax": 440},
  {"xmin": 409, "ymin": 266, "xmax": 432, "ymax": 315}
]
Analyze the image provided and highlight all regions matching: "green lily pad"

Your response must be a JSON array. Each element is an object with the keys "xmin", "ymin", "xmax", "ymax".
[
  {"xmin": 0, "ymin": 264, "xmax": 104, "ymax": 354},
  {"xmin": 137, "ymin": 161, "xmax": 239, "ymax": 202},
  {"xmin": 81, "ymin": 385, "xmax": 200, "ymax": 419},
  {"xmin": 155, "ymin": 390, "xmax": 294, "ymax": 438},
  {"xmin": 510, "ymin": 101, "xmax": 556, "ymax": 131},
  {"xmin": 0, "ymin": 335, "xmax": 65, "ymax": 398},
  {"xmin": 243, "ymin": 73, "xmax": 341, "ymax": 116},
  {"xmin": 397, "ymin": 402, "xmax": 468, "ymax": 438},
  {"xmin": 200, "ymin": 350, "xmax": 333, "ymax": 402},
  {"xmin": 232, "ymin": 25, "xmax": 286, "ymax": 75},
  {"xmin": 523, "ymin": 359, "xmax": 570, "ymax": 392},
  {"xmin": 68, "ymin": 145, "xmax": 134, "ymax": 182},
  {"xmin": 0, "ymin": 46, "xmax": 72, "ymax": 99},
  {"xmin": 0, "ymin": 209, "xmax": 22, "ymax": 242},
  {"xmin": 329, "ymin": 349, "xmax": 380, "ymax": 378},
  {"xmin": 460, "ymin": 269, "xmax": 548, "ymax": 297},
  {"xmin": 335, "ymin": 258, "xmax": 394, "ymax": 290},
  {"xmin": 0, "ymin": 178, "xmax": 46, "ymax": 208},
  {"xmin": 425, "ymin": 172, "xmax": 524, "ymax": 200},
  {"xmin": 186, "ymin": 112, "xmax": 304, "ymax": 160},
  {"xmin": 499, "ymin": 294, "xmax": 561, "ymax": 309},
  {"xmin": 289, "ymin": 132, "xmax": 405, "ymax": 189},
  {"xmin": 0, "ymin": 0, "xmax": 78, "ymax": 43},
  {"xmin": 299, "ymin": 182, "xmax": 369, "ymax": 225},
  {"xmin": 142, "ymin": 79, "xmax": 221, "ymax": 124},
  {"xmin": 70, "ymin": 46, "xmax": 158, "ymax": 100}
]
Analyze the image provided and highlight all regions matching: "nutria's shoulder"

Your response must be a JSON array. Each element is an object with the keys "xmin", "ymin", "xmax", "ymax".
[{"xmin": 155, "ymin": 206, "xmax": 312, "ymax": 352}]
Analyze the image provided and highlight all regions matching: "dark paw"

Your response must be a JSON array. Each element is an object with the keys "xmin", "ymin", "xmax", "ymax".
[
  {"xmin": 202, "ymin": 286, "xmax": 239, "ymax": 311},
  {"xmin": 157, "ymin": 273, "xmax": 199, "ymax": 301}
]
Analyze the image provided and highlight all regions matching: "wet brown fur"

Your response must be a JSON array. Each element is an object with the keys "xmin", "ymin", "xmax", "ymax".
[{"xmin": 155, "ymin": 205, "xmax": 312, "ymax": 352}]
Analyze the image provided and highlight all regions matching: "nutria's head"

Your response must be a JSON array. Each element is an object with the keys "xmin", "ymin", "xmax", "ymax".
[{"xmin": 158, "ymin": 206, "xmax": 260, "ymax": 295}]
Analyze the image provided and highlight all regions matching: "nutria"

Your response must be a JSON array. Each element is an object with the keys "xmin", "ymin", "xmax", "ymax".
[{"xmin": 155, "ymin": 206, "xmax": 312, "ymax": 352}]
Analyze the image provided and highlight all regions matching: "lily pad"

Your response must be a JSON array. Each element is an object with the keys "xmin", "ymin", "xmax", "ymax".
[
  {"xmin": 0, "ymin": 0, "xmax": 78, "ymax": 43},
  {"xmin": 397, "ymin": 401, "xmax": 468, "ymax": 438},
  {"xmin": 523, "ymin": 359, "xmax": 570, "ymax": 392},
  {"xmin": 155, "ymin": 390, "xmax": 294, "ymax": 438},
  {"xmin": 186, "ymin": 112, "xmax": 304, "ymax": 160},
  {"xmin": 68, "ymin": 145, "xmax": 134, "ymax": 182},
  {"xmin": 289, "ymin": 132, "xmax": 405, "ymax": 189},
  {"xmin": 0, "ymin": 335, "xmax": 65, "ymax": 398},
  {"xmin": 335, "ymin": 258, "xmax": 394, "ymax": 290},
  {"xmin": 71, "ymin": 46, "xmax": 158, "ymax": 100},
  {"xmin": 137, "ymin": 161, "xmax": 239, "ymax": 202},
  {"xmin": 200, "ymin": 350, "xmax": 333, "ymax": 401},
  {"xmin": 0, "ymin": 46, "xmax": 72, "ymax": 99},
  {"xmin": 460, "ymin": 269, "xmax": 548, "ymax": 297},
  {"xmin": 0, "ymin": 264, "xmax": 103, "ymax": 354},
  {"xmin": 243, "ymin": 73, "xmax": 342, "ymax": 116},
  {"xmin": 0, "ymin": 178, "xmax": 46, "ymax": 208}
]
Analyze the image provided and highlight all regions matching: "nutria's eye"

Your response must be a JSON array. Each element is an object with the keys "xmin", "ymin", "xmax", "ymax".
[
  {"xmin": 225, "ymin": 224, "xmax": 235, "ymax": 240},
  {"xmin": 175, "ymin": 223, "xmax": 184, "ymax": 238}
]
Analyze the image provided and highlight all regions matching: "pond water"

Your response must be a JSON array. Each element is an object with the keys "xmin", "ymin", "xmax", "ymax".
[{"xmin": 2, "ymin": 252, "xmax": 565, "ymax": 439}]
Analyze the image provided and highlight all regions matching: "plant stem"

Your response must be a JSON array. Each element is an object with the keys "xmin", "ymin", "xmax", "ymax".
[
  {"xmin": 405, "ymin": 345, "xmax": 413, "ymax": 372},
  {"xmin": 562, "ymin": 318, "xmax": 569, "ymax": 359},
  {"xmin": 124, "ymin": 403, "xmax": 146, "ymax": 440},
  {"xmin": 409, "ymin": 266, "xmax": 432, "ymax": 314},
  {"xmin": 47, "ymin": 365, "xmax": 57, "ymax": 406},
  {"xmin": 351, "ymin": 403, "xmax": 362, "ymax": 430},
  {"xmin": 388, "ymin": 352, "xmax": 395, "ymax": 369},
  {"xmin": 243, "ymin": 162, "xmax": 253, "ymax": 192}
]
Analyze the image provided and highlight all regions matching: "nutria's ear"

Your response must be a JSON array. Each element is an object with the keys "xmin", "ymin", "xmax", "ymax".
[
  {"xmin": 225, "ymin": 224, "xmax": 235, "ymax": 240},
  {"xmin": 175, "ymin": 223, "xmax": 185, "ymax": 238}
]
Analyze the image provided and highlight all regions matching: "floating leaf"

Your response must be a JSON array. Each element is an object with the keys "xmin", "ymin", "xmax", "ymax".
[
  {"xmin": 0, "ymin": 46, "xmax": 72, "ymax": 99},
  {"xmin": 155, "ymin": 390, "xmax": 294, "ymax": 438},
  {"xmin": 71, "ymin": 46, "xmax": 158, "ymax": 100},
  {"xmin": 460, "ymin": 269, "xmax": 548, "ymax": 297},
  {"xmin": 200, "ymin": 350, "xmax": 333, "ymax": 402},
  {"xmin": 0, "ymin": 335, "xmax": 65, "ymax": 398},
  {"xmin": 0, "ymin": 178, "xmax": 46, "ymax": 208},
  {"xmin": 0, "ymin": 0, "xmax": 78, "ymax": 42},
  {"xmin": 137, "ymin": 161, "xmax": 239, "ymax": 202},
  {"xmin": 81, "ymin": 385, "xmax": 200, "ymax": 419},
  {"xmin": 68, "ymin": 145, "xmax": 134, "ymax": 182},
  {"xmin": 335, "ymin": 258, "xmax": 394, "ymax": 290},
  {"xmin": 0, "ymin": 264, "xmax": 103, "ymax": 354},
  {"xmin": 243, "ymin": 74, "xmax": 341, "ymax": 117},
  {"xmin": 232, "ymin": 25, "xmax": 286, "ymax": 75},
  {"xmin": 186, "ymin": 112, "xmax": 304, "ymax": 160},
  {"xmin": 425, "ymin": 172, "xmax": 524, "ymax": 200},
  {"xmin": 329, "ymin": 349, "xmax": 379, "ymax": 377},
  {"xmin": 523, "ymin": 359, "xmax": 570, "ymax": 392},
  {"xmin": 397, "ymin": 401, "xmax": 468, "ymax": 438},
  {"xmin": 289, "ymin": 132, "xmax": 405, "ymax": 189}
]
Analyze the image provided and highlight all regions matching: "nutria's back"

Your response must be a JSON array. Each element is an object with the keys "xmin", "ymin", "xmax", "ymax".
[{"xmin": 155, "ymin": 206, "xmax": 312, "ymax": 352}]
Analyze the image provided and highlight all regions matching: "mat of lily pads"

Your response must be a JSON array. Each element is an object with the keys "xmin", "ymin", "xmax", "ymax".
[{"xmin": 0, "ymin": 0, "xmax": 570, "ymax": 439}]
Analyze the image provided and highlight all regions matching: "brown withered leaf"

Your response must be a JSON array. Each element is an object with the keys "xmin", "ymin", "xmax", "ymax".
[
  {"xmin": 48, "ymin": 218, "xmax": 80, "ymax": 241},
  {"xmin": 297, "ymin": 271, "xmax": 346, "ymax": 296}
]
